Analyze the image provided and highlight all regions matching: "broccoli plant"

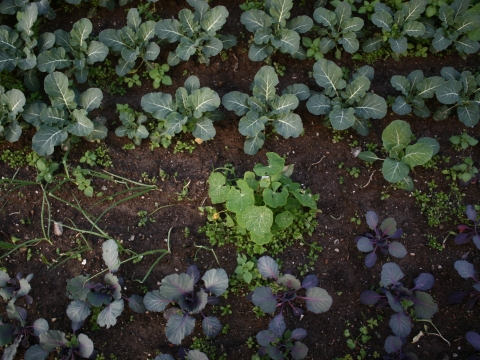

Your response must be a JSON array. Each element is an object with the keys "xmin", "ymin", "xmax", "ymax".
[
  {"xmin": 240, "ymin": 0, "xmax": 313, "ymax": 61},
  {"xmin": 383, "ymin": 336, "xmax": 418, "ymax": 360},
  {"xmin": 65, "ymin": 0, "xmax": 132, "ymax": 11},
  {"xmin": 251, "ymin": 256, "xmax": 332, "ymax": 317},
  {"xmin": 24, "ymin": 330, "xmax": 97, "ymax": 360},
  {"xmin": 0, "ymin": 0, "xmax": 55, "ymax": 18},
  {"xmin": 204, "ymin": 152, "xmax": 319, "ymax": 255},
  {"xmin": 455, "ymin": 205, "xmax": 480, "ymax": 248},
  {"xmin": 155, "ymin": 0, "xmax": 236, "ymax": 66},
  {"xmin": 306, "ymin": 1, "xmax": 364, "ymax": 59},
  {"xmin": 222, "ymin": 66, "xmax": 309, "ymax": 154},
  {"xmin": 448, "ymin": 260, "xmax": 480, "ymax": 309},
  {"xmin": 22, "ymin": 72, "xmax": 107, "ymax": 156},
  {"xmin": 255, "ymin": 316, "xmax": 308, "ymax": 360},
  {"xmin": 434, "ymin": 67, "xmax": 480, "ymax": 127},
  {"xmin": 354, "ymin": 211, "xmax": 406, "ymax": 268},
  {"xmin": 360, "ymin": 263, "xmax": 438, "ymax": 338},
  {"xmin": 428, "ymin": 0, "xmax": 480, "ymax": 56},
  {"xmin": 363, "ymin": 0, "xmax": 427, "ymax": 55},
  {"xmin": 143, "ymin": 265, "xmax": 228, "ymax": 345},
  {"xmin": 115, "ymin": 104, "xmax": 149, "ymax": 146},
  {"xmin": 65, "ymin": 239, "xmax": 146, "ymax": 330},
  {"xmin": 390, "ymin": 70, "xmax": 445, "ymax": 117},
  {"xmin": 141, "ymin": 75, "xmax": 223, "ymax": 143},
  {"xmin": 0, "ymin": 303, "xmax": 49, "ymax": 360},
  {"xmin": 0, "ymin": 86, "xmax": 26, "ymax": 143},
  {"xmin": 0, "ymin": 270, "xmax": 33, "ymax": 304},
  {"xmin": 37, "ymin": 18, "xmax": 109, "ymax": 83},
  {"xmin": 466, "ymin": 332, "xmax": 480, "ymax": 360},
  {"xmin": 358, "ymin": 120, "xmax": 440, "ymax": 190},
  {"xmin": 306, "ymin": 60, "xmax": 387, "ymax": 135},
  {"xmin": 155, "ymin": 350, "xmax": 209, "ymax": 360},
  {"xmin": 99, "ymin": 8, "xmax": 159, "ymax": 76}
]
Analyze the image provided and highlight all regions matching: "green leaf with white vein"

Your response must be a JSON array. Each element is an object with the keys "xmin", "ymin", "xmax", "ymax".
[
  {"xmin": 391, "ymin": 75, "xmax": 410, "ymax": 95},
  {"xmin": 141, "ymin": 92, "xmax": 175, "ymax": 119},
  {"xmin": 416, "ymin": 76, "xmax": 444, "ymax": 98},
  {"xmin": 306, "ymin": 93, "xmax": 331, "ymax": 115},
  {"xmin": 3, "ymin": 89, "xmax": 25, "ymax": 116},
  {"xmin": 341, "ymin": 17, "xmax": 364, "ymax": 33},
  {"xmin": 244, "ymin": 132, "xmax": 265, "ymax": 155},
  {"xmin": 270, "ymin": 0, "xmax": 293, "ymax": 25},
  {"xmin": 392, "ymin": 96, "xmax": 412, "ymax": 115},
  {"xmin": 287, "ymin": 15, "xmax": 313, "ymax": 34},
  {"xmin": 4, "ymin": 121, "xmax": 22, "ymax": 142},
  {"xmin": 189, "ymin": 88, "xmax": 220, "ymax": 118},
  {"xmin": 313, "ymin": 59, "xmax": 346, "ymax": 91},
  {"xmin": 164, "ymin": 112, "xmax": 187, "ymax": 135},
  {"xmin": 342, "ymin": 76, "xmax": 370, "ymax": 102},
  {"xmin": 127, "ymin": 7, "xmax": 141, "ymax": 31},
  {"xmin": 354, "ymin": 93, "xmax": 387, "ymax": 119},
  {"xmin": 66, "ymin": 109, "xmax": 94, "ymax": 137},
  {"xmin": 222, "ymin": 91, "xmax": 249, "ymax": 116},
  {"xmin": 329, "ymin": 108, "xmax": 355, "ymax": 130},
  {"xmin": 80, "ymin": 88, "xmax": 102, "ymax": 111},
  {"xmin": 241, "ymin": 9, "xmax": 272, "ymax": 32},
  {"xmin": 389, "ymin": 37, "xmax": 408, "ymax": 53},
  {"xmin": 382, "ymin": 120, "xmax": 412, "ymax": 151},
  {"xmin": 338, "ymin": 32, "xmax": 359, "ymax": 53},
  {"xmin": 155, "ymin": 19, "xmax": 184, "ymax": 43},
  {"xmin": 70, "ymin": 18, "xmax": 92, "ymax": 50},
  {"xmin": 145, "ymin": 42, "xmax": 160, "ymax": 61},
  {"xmin": 16, "ymin": 3, "xmax": 37, "ymax": 36},
  {"xmin": 239, "ymin": 111, "xmax": 267, "ymax": 137},
  {"xmin": 201, "ymin": 6, "xmax": 228, "ymax": 34},
  {"xmin": 37, "ymin": 48, "xmax": 71, "ymax": 73},
  {"xmin": 270, "ymin": 94, "xmax": 299, "ymax": 115},
  {"xmin": 202, "ymin": 37, "xmax": 223, "ymax": 57},
  {"xmin": 313, "ymin": 7, "xmax": 336, "ymax": 28},
  {"xmin": 239, "ymin": 205, "xmax": 273, "ymax": 235},
  {"xmin": 273, "ymin": 112, "xmax": 303, "ymax": 138},
  {"xmin": 458, "ymin": 103, "xmax": 480, "ymax": 127},
  {"xmin": 86, "ymin": 41, "xmax": 108, "ymax": 64},
  {"xmin": 226, "ymin": 179, "xmax": 255, "ymax": 214},
  {"xmin": 402, "ymin": 143, "xmax": 433, "ymax": 168},
  {"xmin": 271, "ymin": 28, "xmax": 300, "ymax": 54},
  {"xmin": 282, "ymin": 84, "xmax": 310, "ymax": 101},
  {"xmin": 32, "ymin": 125, "xmax": 68, "ymax": 156},
  {"xmin": 192, "ymin": 117, "xmax": 216, "ymax": 140},
  {"xmin": 138, "ymin": 21, "xmax": 156, "ymax": 43},
  {"xmin": 403, "ymin": 21, "xmax": 425, "ymax": 37},
  {"xmin": 248, "ymin": 43, "xmax": 273, "ymax": 61},
  {"xmin": 252, "ymin": 66, "xmax": 279, "ymax": 101},
  {"xmin": 97, "ymin": 299, "xmax": 124, "ymax": 329},
  {"xmin": 436, "ymin": 80, "xmax": 462, "ymax": 104},
  {"xmin": 177, "ymin": 37, "xmax": 197, "ymax": 60},
  {"xmin": 372, "ymin": 11, "xmax": 392, "ymax": 30},
  {"xmin": 382, "ymin": 158, "xmax": 410, "ymax": 183},
  {"xmin": 99, "ymin": 29, "xmax": 125, "ymax": 52}
]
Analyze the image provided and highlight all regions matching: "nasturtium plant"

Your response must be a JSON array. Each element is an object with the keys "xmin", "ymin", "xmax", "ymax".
[
  {"xmin": 22, "ymin": 72, "xmax": 107, "ymax": 156},
  {"xmin": 306, "ymin": 60, "xmax": 387, "ymax": 135},
  {"xmin": 155, "ymin": 0, "xmax": 236, "ymax": 66},
  {"xmin": 65, "ymin": 240, "xmax": 146, "ymax": 330},
  {"xmin": 354, "ymin": 211, "xmax": 406, "ymax": 268},
  {"xmin": 222, "ymin": 66, "xmax": 309, "ymax": 154},
  {"xmin": 144, "ymin": 265, "xmax": 228, "ymax": 345},
  {"xmin": 383, "ymin": 336, "xmax": 418, "ymax": 360},
  {"xmin": 37, "ymin": 18, "xmax": 109, "ymax": 83},
  {"xmin": 251, "ymin": 256, "xmax": 332, "ymax": 318},
  {"xmin": 203, "ymin": 152, "xmax": 319, "ymax": 255},
  {"xmin": 240, "ymin": 0, "xmax": 313, "ymax": 61},
  {"xmin": 24, "ymin": 330, "xmax": 97, "ymax": 360},
  {"xmin": 255, "ymin": 316, "xmax": 308, "ymax": 360},
  {"xmin": 305, "ymin": 1, "xmax": 364, "ymax": 59},
  {"xmin": 99, "ymin": 8, "xmax": 159, "ymax": 76},
  {"xmin": 363, "ymin": 0, "xmax": 427, "ymax": 55},
  {"xmin": 455, "ymin": 205, "xmax": 480, "ymax": 249},
  {"xmin": 390, "ymin": 70, "xmax": 445, "ymax": 117},
  {"xmin": 448, "ymin": 260, "xmax": 480, "ymax": 309},
  {"xmin": 428, "ymin": 0, "xmax": 480, "ymax": 56},
  {"xmin": 360, "ymin": 262, "xmax": 438, "ymax": 338},
  {"xmin": 358, "ymin": 120, "xmax": 440, "ymax": 190},
  {"xmin": 141, "ymin": 75, "xmax": 223, "ymax": 143},
  {"xmin": 434, "ymin": 67, "xmax": 480, "ymax": 127},
  {"xmin": 0, "ymin": 86, "xmax": 26, "ymax": 142}
]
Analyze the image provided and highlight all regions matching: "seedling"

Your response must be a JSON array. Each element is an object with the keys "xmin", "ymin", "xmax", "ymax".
[
  {"xmin": 455, "ymin": 205, "xmax": 480, "ymax": 249},
  {"xmin": 148, "ymin": 63, "xmax": 172, "ymax": 89},
  {"xmin": 354, "ymin": 211, "xmax": 406, "ymax": 268},
  {"xmin": 234, "ymin": 254, "xmax": 258, "ymax": 284},
  {"xmin": 124, "ymin": 74, "xmax": 141, "ymax": 88},
  {"xmin": 360, "ymin": 263, "xmax": 438, "ymax": 338},
  {"xmin": 449, "ymin": 132, "xmax": 478, "ymax": 151},
  {"xmin": 448, "ymin": 157, "xmax": 479, "ymax": 185},
  {"xmin": 448, "ymin": 260, "xmax": 480, "ymax": 309}
]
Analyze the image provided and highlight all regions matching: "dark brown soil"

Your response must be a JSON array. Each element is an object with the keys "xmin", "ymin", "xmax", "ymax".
[{"xmin": 1, "ymin": 0, "xmax": 480, "ymax": 359}]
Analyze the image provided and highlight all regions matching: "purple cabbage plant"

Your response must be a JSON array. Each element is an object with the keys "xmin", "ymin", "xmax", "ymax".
[
  {"xmin": 155, "ymin": 350, "xmax": 209, "ymax": 360},
  {"xmin": 383, "ymin": 336, "xmax": 418, "ymax": 360},
  {"xmin": 455, "ymin": 205, "xmax": 480, "ymax": 249},
  {"xmin": 250, "ymin": 256, "xmax": 332, "ymax": 318},
  {"xmin": 448, "ymin": 260, "xmax": 480, "ymax": 309},
  {"xmin": 466, "ymin": 332, "xmax": 480, "ymax": 360},
  {"xmin": 360, "ymin": 263, "xmax": 438, "ymax": 338},
  {"xmin": 24, "ymin": 330, "xmax": 97, "ymax": 360},
  {"xmin": 143, "ymin": 265, "xmax": 229, "ymax": 345},
  {"xmin": 354, "ymin": 211, "xmax": 406, "ymax": 268},
  {"xmin": 0, "ymin": 270, "xmax": 34, "ymax": 304},
  {"xmin": 65, "ymin": 240, "xmax": 146, "ymax": 331},
  {"xmin": 255, "ymin": 316, "xmax": 308, "ymax": 360}
]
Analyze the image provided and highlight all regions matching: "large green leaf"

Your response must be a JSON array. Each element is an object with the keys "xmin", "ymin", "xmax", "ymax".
[
  {"xmin": 263, "ymin": 187, "xmax": 288, "ymax": 208},
  {"xmin": 176, "ymin": 37, "xmax": 197, "ymax": 60},
  {"xmin": 403, "ymin": 0, "xmax": 427, "ymax": 22},
  {"xmin": 66, "ymin": 109, "xmax": 94, "ymax": 137},
  {"xmin": 39, "ymin": 330, "xmax": 68, "ymax": 352},
  {"xmin": 458, "ymin": 103, "xmax": 480, "ymax": 126},
  {"xmin": 362, "ymin": 36, "xmax": 384, "ymax": 52},
  {"xmin": 202, "ymin": 37, "xmax": 223, "ymax": 57},
  {"xmin": 32, "ymin": 125, "xmax": 68, "ymax": 156},
  {"xmin": 138, "ymin": 21, "xmax": 156, "ymax": 43},
  {"xmin": 313, "ymin": 7, "xmax": 336, "ymax": 28},
  {"xmin": 127, "ymin": 7, "xmax": 141, "ymax": 31},
  {"xmin": 226, "ymin": 179, "xmax": 255, "ymax": 214},
  {"xmin": 244, "ymin": 132, "xmax": 265, "ymax": 155},
  {"xmin": 80, "ymin": 88, "xmax": 102, "ymax": 111},
  {"xmin": 97, "ymin": 299, "xmax": 124, "ymax": 329},
  {"xmin": 16, "ymin": 3, "xmax": 37, "ymax": 36},
  {"xmin": 222, "ymin": 91, "xmax": 249, "ymax": 116},
  {"xmin": 372, "ymin": 11, "xmax": 392, "ymax": 30},
  {"xmin": 338, "ymin": 32, "xmax": 359, "ymax": 53},
  {"xmin": 145, "ymin": 42, "xmax": 160, "ymax": 61},
  {"xmin": 354, "ymin": 93, "xmax": 387, "ymax": 119},
  {"xmin": 115, "ymin": 58, "xmax": 135, "ymax": 77},
  {"xmin": 270, "ymin": 28, "xmax": 300, "ymax": 54},
  {"xmin": 99, "ymin": 29, "xmax": 127, "ymax": 52},
  {"xmin": 239, "ymin": 111, "xmax": 268, "ymax": 137},
  {"xmin": 329, "ymin": 108, "xmax": 355, "ymax": 130},
  {"xmin": 270, "ymin": 94, "xmax": 299, "ymax": 115},
  {"xmin": 402, "ymin": 143, "xmax": 433, "ymax": 168},
  {"xmin": 239, "ymin": 205, "xmax": 273, "ymax": 235},
  {"xmin": 436, "ymin": 80, "xmax": 462, "ymax": 104},
  {"xmin": 166, "ymin": 314, "xmax": 195, "ymax": 345},
  {"xmin": 87, "ymin": 41, "xmax": 108, "ymax": 64},
  {"xmin": 208, "ymin": 172, "xmax": 230, "ymax": 204},
  {"xmin": 270, "ymin": 0, "xmax": 293, "ymax": 25},
  {"xmin": 343, "ymin": 76, "xmax": 370, "ymax": 102},
  {"xmin": 164, "ymin": 112, "xmax": 187, "ymax": 135},
  {"xmin": 313, "ymin": 59, "xmax": 346, "ymax": 91},
  {"xmin": 273, "ymin": 112, "xmax": 303, "ymax": 138},
  {"xmin": 37, "ymin": 48, "xmax": 70, "ymax": 73},
  {"xmin": 287, "ymin": 15, "xmax": 313, "ymax": 33},
  {"xmin": 416, "ymin": 76, "xmax": 444, "ymax": 98},
  {"xmin": 432, "ymin": 28, "xmax": 452, "ymax": 51},
  {"xmin": 455, "ymin": 35, "xmax": 480, "ymax": 54},
  {"xmin": 70, "ymin": 18, "xmax": 92, "ymax": 50},
  {"xmin": 248, "ymin": 43, "xmax": 274, "ymax": 61},
  {"xmin": 252, "ymin": 66, "xmax": 279, "ymax": 101},
  {"xmin": 391, "ymin": 75, "xmax": 410, "ymax": 96},
  {"xmin": 44, "ymin": 72, "xmax": 75, "ymax": 108},
  {"xmin": 417, "ymin": 137, "xmax": 440, "ymax": 156},
  {"xmin": 253, "ymin": 152, "xmax": 285, "ymax": 176},
  {"xmin": 382, "ymin": 158, "xmax": 410, "ymax": 183},
  {"xmin": 392, "ymin": 96, "xmax": 412, "ymax": 115},
  {"xmin": 192, "ymin": 117, "xmax": 216, "ymax": 140},
  {"xmin": 403, "ymin": 21, "xmax": 425, "ymax": 37},
  {"xmin": 179, "ymin": 8, "xmax": 197, "ymax": 37},
  {"xmin": 4, "ymin": 121, "xmax": 22, "ymax": 142},
  {"xmin": 306, "ymin": 93, "xmax": 331, "ymax": 115},
  {"xmin": 155, "ymin": 19, "xmax": 184, "ymax": 43},
  {"xmin": 3, "ymin": 89, "xmax": 25, "ymax": 116},
  {"xmin": 382, "ymin": 120, "xmax": 412, "ymax": 151},
  {"xmin": 282, "ymin": 84, "xmax": 310, "ymax": 101},
  {"xmin": 240, "ymin": 9, "xmax": 272, "ymax": 32},
  {"xmin": 189, "ymin": 88, "xmax": 220, "ymax": 118},
  {"xmin": 341, "ymin": 17, "xmax": 364, "ymax": 33},
  {"xmin": 141, "ymin": 92, "xmax": 175, "ymax": 119},
  {"xmin": 389, "ymin": 36, "xmax": 408, "ymax": 53},
  {"xmin": 358, "ymin": 151, "xmax": 380, "ymax": 162},
  {"xmin": 201, "ymin": 6, "xmax": 228, "ymax": 34}
]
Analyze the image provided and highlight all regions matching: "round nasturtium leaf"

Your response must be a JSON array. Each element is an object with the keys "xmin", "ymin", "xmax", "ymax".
[
  {"xmin": 275, "ymin": 211, "xmax": 294, "ymax": 228},
  {"xmin": 253, "ymin": 152, "xmax": 285, "ymax": 176},
  {"xmin": 263, "ymin": 187, "xmax": 288, "ymax": 208},
  {"xmin": 240, "ymin": 205, "xmax": 273, "ymax": 234},
  {"xmin": 226, "ymin": 179, "xmax": 255, "ymax": 214}
]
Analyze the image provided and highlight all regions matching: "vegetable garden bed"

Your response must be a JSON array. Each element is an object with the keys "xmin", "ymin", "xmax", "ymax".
[{"xmin": 0, "ymin": 0, "xmax": 480, "ymax": 359}]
